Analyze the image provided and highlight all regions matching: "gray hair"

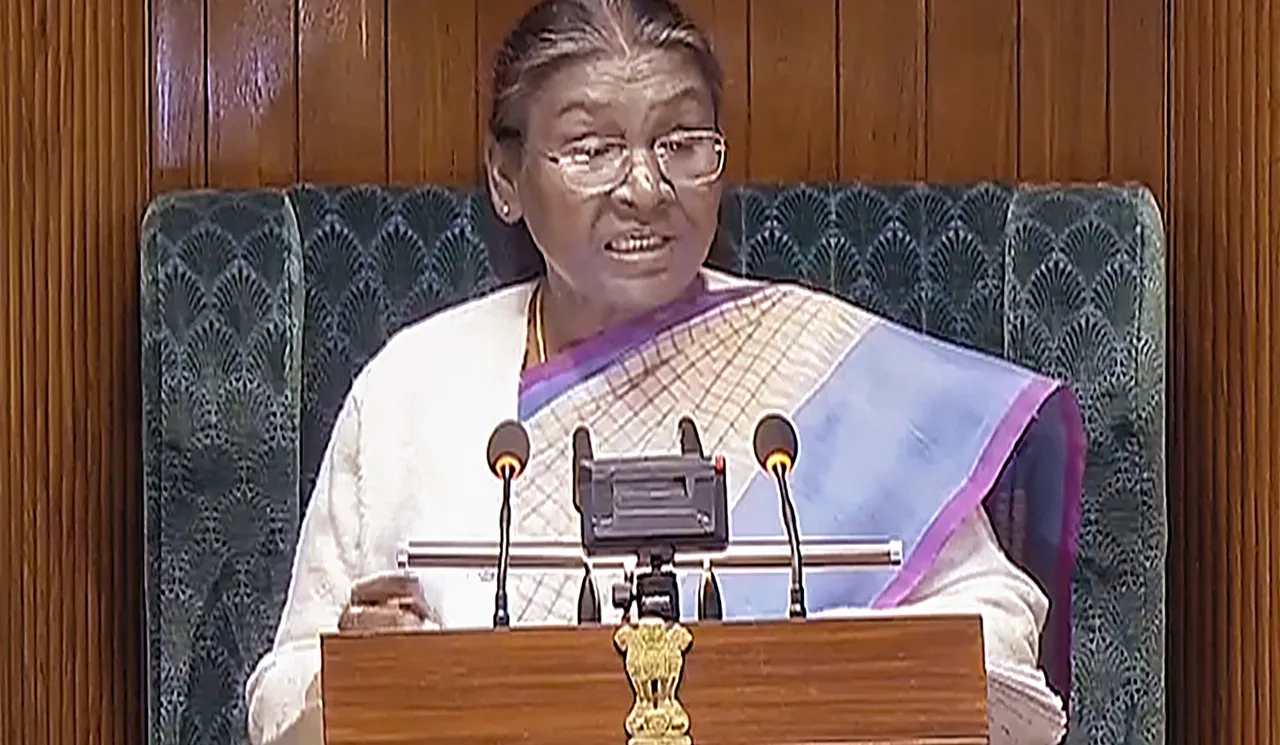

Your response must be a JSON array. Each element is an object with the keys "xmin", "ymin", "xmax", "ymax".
[{"xmin": 488, "ymin": 0, "xmax": 723, "ymax": 143}]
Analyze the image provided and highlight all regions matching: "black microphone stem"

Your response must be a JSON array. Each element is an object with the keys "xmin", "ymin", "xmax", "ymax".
[
  {"xmin": 493, "ymin": 464, "xmax": 514, "ymax": 627},
  {"xmin": 772, "ymin": 462, "xmax": 806, "ymax": 619}
]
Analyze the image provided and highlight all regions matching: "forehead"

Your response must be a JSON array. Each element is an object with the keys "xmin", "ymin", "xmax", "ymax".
[{"xmin": 525, "ymin": 48, "xmax": 714, "ymax": 139}]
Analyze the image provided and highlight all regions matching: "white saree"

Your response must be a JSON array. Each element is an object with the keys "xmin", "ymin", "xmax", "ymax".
[{"xmin": 245, "ymin": 270, "xmax": 1075, "ymax": 745}]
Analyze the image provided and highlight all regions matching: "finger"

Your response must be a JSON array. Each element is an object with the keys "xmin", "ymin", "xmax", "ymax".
[
  {"xmin": 349, "ymin": 571, "xmax": 423, "ymax": 605},
  {"xmin": 386, "ymin": 592, "xmax": 433, "ymax": 622},
  {"xmin": 338, "ymin": 604, "xmax": 423, "ymax": 632}
]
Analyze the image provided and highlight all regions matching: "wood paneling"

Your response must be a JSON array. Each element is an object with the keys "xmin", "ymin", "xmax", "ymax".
[
  {"xmin": 1109, "ymin": 0, "xmax": 1169, "ymax": 207},
  {"xmin": 5, "ymin": 0, "xmax": 1278, "ymax": 742},
  {"xmin": 926, "ymin": 0, "xmax": 1020, "ymax": 181},
  {"xmin": 1169, "ymin": 1, "xmax": 1280, "ymax": 742},
  {"xmin": 387, "ymin": 1, "xmax": 478, "ymax": 184},
  {"xmin": 150, "ymin": 0, "xmax": 207, "ymax": 191},
  {"xmin": 206, "ymin": 0, "xmax": 297, "ymax": 186},
  {"xmin": 1018, "ymin": 0, "xmax": 1110, "ymax": 182},
  {"xmin": 147, "ymin": 0, "xmax": 1170, "ymax": 192},
  {"xmin": 298, "ymin": 0, "xmax": 387, "ymax": 182},
  {"xmin": 838, "ymin": 0, "xmax": 926, "ymax": 180},
  {"xmin": 1, "ymin": 1, "xmax": 149, "ymax": 745},
  {"xmin": 747, "ymin": 0, "xmax": 839, "ymax": 182}
]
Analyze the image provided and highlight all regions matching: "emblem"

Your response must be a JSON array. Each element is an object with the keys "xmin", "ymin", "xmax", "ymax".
[{"xmin": 614, "ymin": 617, "xmax": 695, "ymax": 745}]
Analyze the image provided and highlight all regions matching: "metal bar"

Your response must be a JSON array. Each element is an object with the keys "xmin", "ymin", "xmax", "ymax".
[{"xmin": 396, "ymin": 538, "xmax": 903, "ymax": 572}]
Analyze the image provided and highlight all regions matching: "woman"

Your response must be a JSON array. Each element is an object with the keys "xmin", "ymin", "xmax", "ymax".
[{"xmin": 245, "ymin": 1, "xmax": 1083, "ymax": 743}]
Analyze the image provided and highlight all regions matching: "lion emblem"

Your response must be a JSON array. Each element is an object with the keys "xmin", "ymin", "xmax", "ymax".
[{"xmin": 614, "ymin": 618, "xmax": 695, "ymax": 745}]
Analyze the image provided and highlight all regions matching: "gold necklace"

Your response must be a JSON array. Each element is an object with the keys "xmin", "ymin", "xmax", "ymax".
[{"xmin": 532, "ymin": 282, "xmax": 548, "ymax": 365}]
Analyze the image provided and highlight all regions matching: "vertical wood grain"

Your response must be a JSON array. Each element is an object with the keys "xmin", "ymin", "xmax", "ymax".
[
  {"xmin": 122, "ymin": 0, "xmax": 1280, "ymax": 742},
  {"xmin": 1, "ymin": 2, "xmax": 13, "ymax": 733},
  {"xmin": 1264, "ymin": 2, "xmax": 1278, "ymax": 740},
  {"xmin": 925, "ymin": 0, "xmax": 1018, "ymax": 181},
  {"xmin": 678, "ymin": 0, "xmax": 750, "ymax": 180},
  {"xmin": 387, "ymin": 0, "xmax": 477, "ymax": 185},
  {"xmin": 1183, "ymin": 4, "xmax": 1215, "ymax": 738},
  {"xmin": 1166, "ymin": 0, "xmax": 1191, "ymax": 737},
  {"xmin": 1109, "ymin": 0, "xmax": 1169, "ymax": 206},
  {"xmin": 837, "ymin": 0, "xmax": 926, "ymax": 180},
  {"xmin": 206, "ymin": 0, "xmax": 297, "ymax": 186},
  {"xmin": 298, "ymin": 0, "xmax": 387, "ymax": 182},
  {"xmin": 149, "ymin": 0, "xmax": 207, "ymax": 192},
  {"xmin": 20, "ymin": 0, "xmax": 1280, "ymax": 742},
  {"xmin": 1018, "ymin": 0, "xmax": 1109, "ymax": 181},
  {"xmin": 747, "ymin": 0, "xmax": 838, "ymax": 181},
  {"xmin": 1169, "ymin": 0, "xmax": 1280, "ymax": 742},
  {"xmin": 1, "ymin": 0, "xmax": 148, "ymax": 743},
  {"xmin": 0, "ymin": 1, "xmax": 14, "ymax": 728},
  {"xmin": 0, "ymin": 0, "xmax": 10, "ymax": 727}
]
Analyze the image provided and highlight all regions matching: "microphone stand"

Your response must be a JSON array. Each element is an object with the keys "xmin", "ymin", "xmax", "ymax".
[
  {"xmin": 493, "ymin": 462, "xmax": 515, "ymax": 628},
  {"xmin": 576, "ymin": 549, "xmax": 721, "ymax": 625},
  {"xmin": 399, "ymin": 536, "xmax": 904, "ymax": 628},
  {"xmin": 771, "ymin": 462, "xmax": 806, "ymax": 619},
  {"xmin": 622, "ymin": 546, "xmax": 682, "ymax": 623}
]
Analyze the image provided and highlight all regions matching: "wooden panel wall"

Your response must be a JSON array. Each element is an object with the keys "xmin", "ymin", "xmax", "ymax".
[
  {"xmin": 0, "ymin": 0, "xmax": 149, "ymax": 744},
  {"xmin": 1168, "ymin": 1, "xmax": 1280, "ymax": 742},
  {"xmin": 4, "ymin": 0, "xmax": 1278, "ymax": 742},
  {"xmin": 151, "ymin": 0, "xmax": 1167, "ymax": 195}
]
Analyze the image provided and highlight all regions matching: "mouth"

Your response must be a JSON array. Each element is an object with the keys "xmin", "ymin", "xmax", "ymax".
[{"xmin": 603, "ymin": 231, "xmax": 672, "ymax": 258}]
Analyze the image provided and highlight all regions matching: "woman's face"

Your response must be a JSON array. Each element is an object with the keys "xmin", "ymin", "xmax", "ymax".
[{"xmin": 488, "ymin": 48, "xmax": 723, "ymax": 316}]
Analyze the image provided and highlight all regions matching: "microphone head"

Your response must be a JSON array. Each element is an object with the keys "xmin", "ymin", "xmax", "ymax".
[
  {"xmin": 487, "ymin": 420, "xmax": 531, "ymax": 479},
  {"xmin": 753, "ymin": 413, "xmax": 798, "ymax": 473},
  {"xmin": 677, "ymin": 416, "xmax": 703, "ymax": 457},
  {"xmin": 571, "ymin": 425, "xmax": 593, "ymax": 513},
  {"xmin": 571, "ymin": 425, "xmax": 593, "ymax": 462}
]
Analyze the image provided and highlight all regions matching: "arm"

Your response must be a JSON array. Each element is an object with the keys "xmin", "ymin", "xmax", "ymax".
[
  {"xmin": 812, "ymin": 506, "xmax": 1066, "ymax": 744},
  {"xmin": 245, "ymin": 391, "xmax": 369, "ymax": 745},
  {"xmin": 896, "ymin": 506, "xmax": 1066, "ymax": 744}
]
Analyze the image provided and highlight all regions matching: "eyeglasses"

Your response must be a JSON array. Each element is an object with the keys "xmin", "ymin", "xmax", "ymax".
[{"xmin": 543, "ymin": 129, "xmax": 727, "ymax": 195}]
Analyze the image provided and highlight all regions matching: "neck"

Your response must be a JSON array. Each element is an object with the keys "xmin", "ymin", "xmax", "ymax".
[{"xmin": 538, "ymin": 273, "xmax": 704, "ymax": 359}]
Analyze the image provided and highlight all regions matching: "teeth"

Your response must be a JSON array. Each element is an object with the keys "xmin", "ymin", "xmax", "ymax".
[{"xmin": 608, "ymin": 235, "xmax": 665, "ymax": 253}]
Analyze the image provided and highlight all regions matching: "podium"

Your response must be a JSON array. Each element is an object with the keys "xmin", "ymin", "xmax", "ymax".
[{"xmin": 318, "ymin": 613, "xmax": 989, "ymax": 744}]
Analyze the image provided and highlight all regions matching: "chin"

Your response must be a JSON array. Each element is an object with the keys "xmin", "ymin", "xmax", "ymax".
[{"xmin": 604, "ymin": 269, "xmax": 701, "ymax": 314}]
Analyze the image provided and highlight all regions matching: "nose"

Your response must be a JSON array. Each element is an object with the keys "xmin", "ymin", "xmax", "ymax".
[{"xmin": 613, "ymin": 148, "xmax": 673, "ymax": 211}]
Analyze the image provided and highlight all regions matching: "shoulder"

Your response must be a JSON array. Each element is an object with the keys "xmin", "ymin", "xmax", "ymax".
[
  {"xmin": 702, "ymin": 267, "xmax": 878, "ymax": 325},
  {"xmin": 346, "ymin": 281, "xmax": 534, "ymax": 404},
  {"xmin": 702, "ymin": 269, "xmax": 1048, "ymax": 380},
  {"xmin": 703, "ymin": 267, "xmax": 850, "ymax": 307}
]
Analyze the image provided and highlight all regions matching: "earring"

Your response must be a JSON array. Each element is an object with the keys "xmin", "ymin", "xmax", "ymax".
[{"xmin": 501, "ymin": 203, "xmax": 510, "ymax": 216}]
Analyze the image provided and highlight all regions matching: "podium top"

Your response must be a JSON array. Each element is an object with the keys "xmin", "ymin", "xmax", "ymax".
[{"xmin": 319, "ymin": 614, "xmax": 988, "ymax": 745}]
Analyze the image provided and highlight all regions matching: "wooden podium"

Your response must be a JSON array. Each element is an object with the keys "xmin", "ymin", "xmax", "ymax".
[{"xmin": 318, "ymin": 614, "xmax": 989, "ymax": 744}]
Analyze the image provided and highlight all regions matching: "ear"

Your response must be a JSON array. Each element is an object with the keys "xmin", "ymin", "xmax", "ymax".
[{"xmin": 485, "ymin": 134, "xmax": 524, "ymax": 224}]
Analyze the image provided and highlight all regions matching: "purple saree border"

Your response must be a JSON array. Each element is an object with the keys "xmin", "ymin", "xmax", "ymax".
[
  {"xmin": 870, "ymin": 375, "xmax": 1064, "ymax": 610},
  {"xmin": 1052, "ymin": 388, "xmax": 1087, "ymax": 693},
  {"xmin": 517, "ymin": 284, "xmax": 762, "ymax": 419},
  {"xmin": 867, "ymin": 372, "xmax": 1086, "ymax": 704}
]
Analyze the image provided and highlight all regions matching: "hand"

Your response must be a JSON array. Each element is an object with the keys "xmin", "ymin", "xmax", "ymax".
[{"xmin": 338, "ymin": 571, "xmax": 432, "ymax": 632}]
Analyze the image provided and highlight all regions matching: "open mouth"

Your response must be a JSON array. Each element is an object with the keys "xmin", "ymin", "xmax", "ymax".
[{"xmin": 604, "ymin": 233, "xmax": 672, "ymax": 256}]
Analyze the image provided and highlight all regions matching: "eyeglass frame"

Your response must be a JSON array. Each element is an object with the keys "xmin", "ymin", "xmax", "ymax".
[{"xmin": 539, "ymin": 128, "xmax": 728, "ymax": 195}]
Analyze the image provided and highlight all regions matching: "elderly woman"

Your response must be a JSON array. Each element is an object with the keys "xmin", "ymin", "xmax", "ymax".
[{"xmin": 245, "ymin": 0, "xmax": 1083, "ymax": 743}]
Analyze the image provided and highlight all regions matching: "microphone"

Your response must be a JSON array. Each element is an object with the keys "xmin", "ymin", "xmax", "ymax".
[
  {"xmin": 678, "ymin": 416, "xmax": 703, "ymax": 457},
  {"xmin": 486, "ymin": 419, "xmax": 531, "ymax": 627},
  {"xmin": 753, "ymin": 412, "xmax": 805, "ymax": 618},
  {"xmin": 678, "ymin": 416, "xmax": 724, "ymax": 620},
  {"xmin": 571, "ymin": 425, "xmax": 593, "ymax": 515},
  {"xmin": 570, "ymin": 425, "xmax": 601, "ymax": 624}
]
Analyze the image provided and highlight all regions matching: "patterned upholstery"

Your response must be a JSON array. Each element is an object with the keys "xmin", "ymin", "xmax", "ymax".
[{"xmin": 141, "ymin": 182, "xmax": 1167, "ymax": 745}]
